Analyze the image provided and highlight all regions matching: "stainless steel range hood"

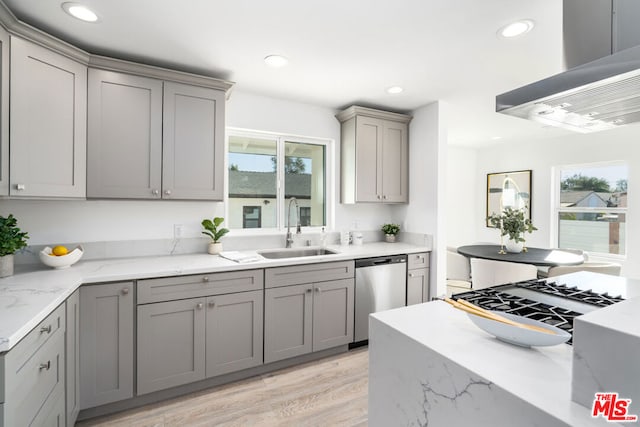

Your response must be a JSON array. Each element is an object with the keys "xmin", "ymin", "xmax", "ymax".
[
  {"xmin": 496, "ymin": 44, "xmax": 640, "ymax": 133},
  {"xmin": 496, "ymin": 0, "xmax": 640, "ymax": 133}
]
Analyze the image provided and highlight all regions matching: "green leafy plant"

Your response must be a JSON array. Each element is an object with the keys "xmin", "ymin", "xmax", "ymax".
[
  {"xmin": 381, "ymin": 223, "xmax": 400, "ymax": 235},
  {"xmin": 487, "ymin": 207, "xmax": 537, "ymax": 243},
  {"xmin": 201, "ymin": 217, "xmax": 229, "ymax": 243},
  {"xmin": 0, "ymin": 214, "xmax": 29, "ymax": 256}
]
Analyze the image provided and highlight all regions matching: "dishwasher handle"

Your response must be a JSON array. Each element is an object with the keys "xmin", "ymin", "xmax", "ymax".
[{"xmin": 355, "ymin": 254, "xmax": 407, "ymax": 268}]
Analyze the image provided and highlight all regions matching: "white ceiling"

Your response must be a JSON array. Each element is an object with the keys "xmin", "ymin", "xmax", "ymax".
[{"xmin": 3, "ymin": 0, "xmax": 574, "ymax": 146}]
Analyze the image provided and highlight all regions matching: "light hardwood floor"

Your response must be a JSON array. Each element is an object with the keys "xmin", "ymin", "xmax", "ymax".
[{"xmin": 77, "ymin": 347, "xmax": 369, "ymax": 427}]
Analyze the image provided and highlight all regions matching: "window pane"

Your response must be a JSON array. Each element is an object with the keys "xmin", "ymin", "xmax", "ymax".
[
  {"xmin": 560, "ymin": 164, "xmax": 628, "ymax": 208},
  {"xmin": 228, "ymin": 136, "xmax": 277, "ymax": 229},
  {"xmin": 559, "ymin": 212, "xmax": 626, "ymax": 255},
  {"xmin": 284, "ymin": 141, "xmax": 325, "ymax": 227}
]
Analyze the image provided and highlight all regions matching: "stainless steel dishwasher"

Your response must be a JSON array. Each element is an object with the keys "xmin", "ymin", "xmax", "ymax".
[{"xmin": 353, "ymin": 254, "xmax": 407, "ymax": 343}]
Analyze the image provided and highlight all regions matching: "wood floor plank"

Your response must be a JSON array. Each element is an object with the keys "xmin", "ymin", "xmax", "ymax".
[{"xmin": 78, "ymin": 348, "xmax": 369, "ymax": 426}]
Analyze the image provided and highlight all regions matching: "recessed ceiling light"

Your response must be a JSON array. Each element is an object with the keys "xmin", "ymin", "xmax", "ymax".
[
  {"xmin": 386, "ymin": 86, "xmax": 403, "ymax": 94},
  {"xmin": 62, "ymin": 2, "xmax": 99, "ymax": 22},
  {"xmin": 264, "ymin": 55, "xmax": 288, "ymax": 68},
  {"xmin": 498, "ymin": 20, "xmax": 534, "ymax": 38}
]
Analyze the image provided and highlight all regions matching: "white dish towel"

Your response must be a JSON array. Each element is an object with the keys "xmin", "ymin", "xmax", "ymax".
[{"xmin": 219, "ymin": 251, "xmax": 263, "ymax": 263}]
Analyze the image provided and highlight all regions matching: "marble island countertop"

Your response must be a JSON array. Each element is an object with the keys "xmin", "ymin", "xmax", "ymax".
[
  {"xmin": 0, "ymin": 241, "xmax": 429, "ymax": 353},
  {"xmin": 369, "ymin": 272, "xmax": 640, "ymax": 427}
]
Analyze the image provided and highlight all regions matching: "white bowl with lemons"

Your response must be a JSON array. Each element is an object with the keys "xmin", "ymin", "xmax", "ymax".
[{"xmin": 39, "ymin": 245, "xmax": 84, "ymax": 269}]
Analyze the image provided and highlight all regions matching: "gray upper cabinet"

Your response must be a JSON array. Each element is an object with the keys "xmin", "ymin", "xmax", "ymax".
[
  {"xmin": 79, "ymin": 282, "xmax": 134, "ymax": 409},
  {"xmin": 87, "ymin": 70, "xmax": 226, "ymax": 200},
  {"xmin": 87, "ymin": 69, "xmax": 163, "ymax": 199},
  {"xmin": 10, "ymin": 36, "xmax": 87, "ymax": 198},
  {"xmin": 162, "ymin": 82, "xmax": 225, "ymax": 200},
  {"xmin": 0, "ymin": 25, "xmax": 8, "ymax": 197},
  {"xmin": 337, "ymin": 106, "xmax": 411, "ymax": 204}
]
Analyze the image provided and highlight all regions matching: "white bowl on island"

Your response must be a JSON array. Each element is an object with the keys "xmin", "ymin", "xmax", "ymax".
[{"xmin": 39, "ymin": 246, "xmax": 84, "ymax": 269}]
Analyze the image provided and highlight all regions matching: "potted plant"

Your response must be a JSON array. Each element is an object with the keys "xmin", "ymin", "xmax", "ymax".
[
  {"xmin": 487, "ymin": 207, "xmax": 537, "ymax": 253},
  {"xmin": 381, "ymin": 223, "xmax": 400, "ymax": 243},
  {"xmin": 201, "ymin": 217, "xmax": 229, "ymax": 255},
  {"xmin": 0, "ymin": 214, "xmax": 29, "ymax": 277}
]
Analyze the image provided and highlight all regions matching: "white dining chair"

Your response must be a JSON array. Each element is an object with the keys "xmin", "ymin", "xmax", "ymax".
[
  {"xmin": 446, "ymin": 247, "xmax": 472, "ymax": 296},
  {"xmin": 547, "ymin": 262, "xmax": 622, "ymax": 277},
  {"xmin": 470, "ymin": 258, "xmax": 538, "ymax": 290}
]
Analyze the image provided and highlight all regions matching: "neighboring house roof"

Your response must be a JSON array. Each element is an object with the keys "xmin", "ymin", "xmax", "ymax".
[
  {"xmin": 560, "ymin": 190, "xmax": 611, "ymax": 207},
  {"xmin": 228, "ymin": 170, "xmax": 311, "ymax": 199}
]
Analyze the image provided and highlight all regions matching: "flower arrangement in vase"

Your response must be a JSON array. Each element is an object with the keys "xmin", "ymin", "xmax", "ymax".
[{"xmin": 487, "ymin": 207, "xmax": 537, "ymax": 253}]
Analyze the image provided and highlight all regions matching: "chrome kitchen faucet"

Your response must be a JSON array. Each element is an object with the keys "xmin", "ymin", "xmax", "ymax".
[{"xmin": 285, "ymin": 197, "xmax": 301, "ymax": 248}]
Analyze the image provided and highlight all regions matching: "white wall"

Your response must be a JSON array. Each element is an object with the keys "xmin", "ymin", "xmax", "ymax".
[
  {"xmin": 467, "ymin": 124, "xmax": 640, "ymax": 279},
  {"xmin": 0, "ymin": 90, "xmax": 397, "ymax": 245},
  {"xmin": 397, "ymin": 102, "xmax": 448, "ymax": 296},
  {"xmin": 446, "ymin": 146, "xmax": 478, "ymax": 247}
]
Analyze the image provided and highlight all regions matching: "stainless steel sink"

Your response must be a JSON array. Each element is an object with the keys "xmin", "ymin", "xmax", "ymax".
[{"xmin": 258, "ymin": 247, "xmax": 339, "ymax": 259}]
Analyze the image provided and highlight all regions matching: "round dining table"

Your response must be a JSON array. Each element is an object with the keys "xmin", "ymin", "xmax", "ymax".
[{"xmin": 456, "ymin": 244, "xmax": 585, "ymax": 267}]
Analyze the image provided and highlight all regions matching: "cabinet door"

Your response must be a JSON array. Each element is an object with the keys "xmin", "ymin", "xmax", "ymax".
[
  {"xmin": 65, "ymin": 289, "xmax": 80, "ymax": 427},
  {"xmin": 137, "ymin": 298, "xmax": 206, "ymax": 394},
  {"xmin": 205, "ymin": 290, "xmax": 263, "ymax": 377},
  {"xmin": 0, "ymin": 26, "xmax": 8, "ymax": 196},
  {"xmin": 264, "ymin": 284, "xmax": 313, "ymax": 363},
  {"xmin": 162, "ymin": 82, "xmax": 225, "ymax": 200},
  {"xmin": 10, "ymin": 37, "xmax": 87, "ymax": 198},
  {"xmin": 354, "ymin": 116, "xmax": 383, "ymax": 202},
  {"xmin": 79, "ymin": 282, "xmax": 134, "ymax": 409},
  {"xmin": 312, "ymin": 279, "xmax": 354, "ymax": 351},
  {"xmin": 87, "ymin": 69, "xmax": 163, "ymax": 199},
  {"xmin": 381, "ymin": 120, "xmax": 408, "ymax": 203},
  {"xmin": 407, "ymin": 268, "xmax": 427, "ymax": 305}
]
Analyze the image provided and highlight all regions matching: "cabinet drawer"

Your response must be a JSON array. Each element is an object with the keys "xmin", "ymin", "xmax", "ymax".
[
  {"xmin": 0, "ymin": 303, "xmax": 64, "ymax": 404},
  {"xmin": 138, "ymin": 269, "xmax": 263, "ymax": 304},
  {"xmin": 4, "ymin": 328, "xmax": 65, "ymax": 427},
  {"xmin": 408, "ymin": 252, "xmax": 429, "ymax": 270},
  {"xmin": 265, "ymin": 261, "xmax": 354, "ymax": 288}
]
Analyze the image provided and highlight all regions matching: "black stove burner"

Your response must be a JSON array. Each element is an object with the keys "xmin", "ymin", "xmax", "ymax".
[{"xmin": 451, "ymin": 279, "xmax": 624, "ymax": 345}]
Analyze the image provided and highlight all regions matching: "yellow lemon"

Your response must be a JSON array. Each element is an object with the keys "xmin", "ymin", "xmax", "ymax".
[{"xmin": 52, "ymin": 245, "xmax": 69, "ymax": 256}]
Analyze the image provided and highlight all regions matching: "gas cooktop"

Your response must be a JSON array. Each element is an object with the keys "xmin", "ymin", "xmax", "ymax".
[{"xmin": 451, "ymin": 279, "xmax": 625, "ymax": 344}]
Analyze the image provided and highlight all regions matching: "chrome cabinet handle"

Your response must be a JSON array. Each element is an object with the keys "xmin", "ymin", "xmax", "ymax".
[
  {"xmin": 383, "ymin": 195, "xmax": 387, "ymax": 200},
  {"xmin": 39, "ymin": 361, "xmax": 51, "ymax": 371},
  {"xmin": 409, "ymin": 273, "xmax": 414, "ymax": 278},
  {"xmin": 122, "ymin": 288, "xmax": 130, "ymax": 295},
  {"xmin": 40, "ymin": 325, "xmax": 52, "ymax": 334},
  {"xmin": 152, "ymin": 189, "xmax": 159, "ymax": 196},
  {"xmin": 164, "ymin": 189, "xmax": 172, "ymax": 196},
  {"xmin": 197, "ymin": 303, "xmax": 203, "ymax": 310},
  {"xmin": 377, "ymin": 195, "xmax": 381, "ymax": 200},
  {"xmin": 306, "ymin": 288, "xmax": 312, "ymax": 293},
  {"xmin": 203, "ymin": 276, "xmax": 209, "ymax": 282},
  {"xmin": 208, "ymin": 301, "xmax": 215, "ymax": 308},
  {"xmin": 16, "ymin": 184, "xmax": 25, "ymax": 191},
  {"xmin": 315, "ymin": 287, "xmax": 322, "ymax": 293}
]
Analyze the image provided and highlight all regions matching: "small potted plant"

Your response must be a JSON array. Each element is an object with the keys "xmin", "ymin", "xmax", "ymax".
[
  {"xmin": 0, "ymin": 214, "xmax": 29, "ymax": 277},
  {"xmin": 487, "ymin": 207, "xmax": 537, "ymax": 253},
  {"xmin": 381, "ymin": 223, "xmax": 400, "ymax": 243},
  {"xmin": 201, "ymin": 217, "xmax": 229, "ymax": 255}
]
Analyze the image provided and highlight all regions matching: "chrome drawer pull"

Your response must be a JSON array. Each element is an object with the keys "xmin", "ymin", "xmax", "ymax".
[
  {"xmin": 208, "ymin": 301, "xmax": 215, "ymax": 308},
  {"xmin": 197, "ymin": 303, "xmax": 204, "ymax": 310},
  {"xmin": 40, "ymin": 325, "xmax": 52, "ymax": 334},
  {"xmin": 122, "ymin": 288, "xmax": 130, "ymax": 295},
  {"xmin": 306, "ymin": 288, "xmax": 312, "ymax": 293},
  {"xmin": 39, "ymin": 361, "xmax": 51, "ymax": 371},
  {"xmin": 315, "ymin": 287, "xmax": 322, "ymax": 293},
  {"xmin": 203, "ymin": 276, "xmax": 209, "ymax": 282}
]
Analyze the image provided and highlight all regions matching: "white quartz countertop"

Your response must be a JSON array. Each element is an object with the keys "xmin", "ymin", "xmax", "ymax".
[
  {"xmin": 371, "ymin": 272, "xmax": 640, "ymax": 426},
  {"xmin": 0, "ymin": 242, "xmax": 429, "ymax": 353}
]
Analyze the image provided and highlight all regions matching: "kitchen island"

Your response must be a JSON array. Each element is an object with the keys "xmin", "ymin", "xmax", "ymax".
[{"xmin": 369, "ymin": 272, "xmax": 640, "ymax": 427}]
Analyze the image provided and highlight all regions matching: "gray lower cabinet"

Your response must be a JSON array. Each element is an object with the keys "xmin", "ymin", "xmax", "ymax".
[
  {"xmin": 65, "ymin": 289, "xmax": 80, "ymax": 426},
  {"xmin": 1, "ymin": 304, "xmax": 66, "ymax": 427},
  {"xmin": 407, "ymin": 253, "xmax": 430, "ymax": 304},
  {"xmin": 79, "ymin": 282, "xmax": 134, "ymax": 409},
  {"xmin": 137, "ymin": 298, "xmax": 206, "ymax": 395},
  {"xmin": 9, "ymin": 36, "xmax": 87, "ymax": 198},
  {"xmin": 136, "ymin": 270, "xmax": 264, "ymax": 395},
  {"xmin": 205, "ymin": 290, "xmax": 263, "ymax": 377},
  {"xmin": 264, "ymin": 261, "xmax": 355, "ymax": 364}
]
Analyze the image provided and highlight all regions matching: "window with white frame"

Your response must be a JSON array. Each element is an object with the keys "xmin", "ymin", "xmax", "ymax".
[
  {"xmin": 554, "ymin": 162, "xmax": 628, "ymax": 256},
  {"xmin": 227, "ymin": 130, "xmax": 329, "ymax": 230}
]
